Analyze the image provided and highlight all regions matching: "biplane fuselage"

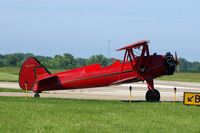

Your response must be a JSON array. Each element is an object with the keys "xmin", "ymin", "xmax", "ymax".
[{"xmin": 19, "ymin": 40, "xmax": 177, "ymax": 101}]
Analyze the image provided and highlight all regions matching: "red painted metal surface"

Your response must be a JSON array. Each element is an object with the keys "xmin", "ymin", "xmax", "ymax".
[
  {"xmin": 19, "ymin": 40, "xmax": 176, "ymax": 96},
  {"xmin": 117, "ymin": 40, "xmax": 149, "ymax": 51}
]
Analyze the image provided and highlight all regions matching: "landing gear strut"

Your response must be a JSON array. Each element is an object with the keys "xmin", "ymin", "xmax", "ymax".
[
  {"xmin": 34, "ymin": 93, "xmax": 40, "ymax": 98},
  {"xmin": 145, "ymin": 89, "xmax": 160, "ymax": 102}
]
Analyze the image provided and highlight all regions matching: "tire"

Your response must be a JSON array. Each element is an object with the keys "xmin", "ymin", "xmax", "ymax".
[
  {"xmin": 34, "ymin": 93, "xmax": 40, "ymax": 98},
  {"xmin": 145, "ymin": 89, "xmax": 160, "ymax": 102}
]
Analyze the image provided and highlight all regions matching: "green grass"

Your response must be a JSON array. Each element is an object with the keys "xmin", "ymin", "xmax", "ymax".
[
  {"xmin": 0, "ymin": 97, "xmax": 200, "ymax": 133},
  {"xmin": 0, "ymin": 72, "xmax": 18, "ymax": 82},
  {"xmin": 0, "ymin": 67, "xmax": 20, "ymax": 82},
  {"xmin": 0, "ymin": 88, "xmax": 22, "ymax": 92},
  {"xmin": 49, "ymin": 69, "xmax": 65, "ymax": 74},
  {"xmin": 0, "ymin": 67, "xmax": 19, "ymax": 82},
  {"xmin": 0, "ymin": 67, "xmax": 64, "ymax": 82},
  {"xmin": 0, "ymin": 67, "xmax": 64, "ymax": 75},
  {"xmin": 0, "ymin": 67, "xmax": 20, "ymax": 75},
  {"xmin": 158, "ymin": 73, "xmax": 200, "ymax": 82}
]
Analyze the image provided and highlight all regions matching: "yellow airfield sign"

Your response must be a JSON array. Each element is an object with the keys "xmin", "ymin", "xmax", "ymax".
[{"xmin": 184, "ymin": 92, "xmax": 200, "ymax": 106}]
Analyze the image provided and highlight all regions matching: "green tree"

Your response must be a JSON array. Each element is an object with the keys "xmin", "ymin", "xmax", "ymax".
[
  {"xmin": 49, "ymin": 53, "xmax": 75, "ymax": 69},
  {"xmin": 191, "ymin": 62, "xmax": 200, "ymax": 72},
  {"xmin": 35, "ymin": 55, "xmax": 52, "ymax": 68},
  {"xmin": 14, "ymin": 53, "xmax": 33, "ymax": 66},
  {"xmin": 3, "ymin": 54, "xmax": 19, "ymax": 66},
  {"xmin": 62, "ymin": 53, "xmax": 76, "ymax": 69},
  {"xmin": 75, "ymin": 58, "xmax": 87, "ymax": 67},
  {"xmin": 50, "ymin": 55, "xmax": 63, "ymax": 68},
  {"xmin": 0, "ymin": 54, "xmax": 4, "ymax": 66},
  {"xmin": 179, "ymin": 58, "xmax": 192, "ymax": 72},
  {"xmin": 86, "ymin": 54, "xmax": 109, "ymax": 66}
]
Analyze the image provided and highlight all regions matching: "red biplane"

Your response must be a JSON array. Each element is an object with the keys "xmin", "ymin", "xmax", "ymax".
[{"xmin": 19, "ymin": 40, "xmax": 179, "ymax": 101}]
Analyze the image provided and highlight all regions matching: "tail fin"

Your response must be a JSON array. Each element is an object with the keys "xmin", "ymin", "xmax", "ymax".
[{"xmin": 19, "ymin": 57, "xmax": 51, "ymax": 90}]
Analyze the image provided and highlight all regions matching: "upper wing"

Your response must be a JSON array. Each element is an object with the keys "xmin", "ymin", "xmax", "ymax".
[{"xmin": 117, "ymin": 40, "xmax": 149, "ymax": 51}]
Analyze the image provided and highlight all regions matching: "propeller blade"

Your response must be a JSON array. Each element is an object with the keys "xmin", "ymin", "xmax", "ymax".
[
  {"xmin": 174, "ymin": 51, "xmax": 180, "ymax": 72},
  {"xmin": 176, "ymin": 63, "xmax": 180, "ymax": 73},
  {"xmin": 174, "ymin": 51, "xmax": 180, "ymax": 65}
]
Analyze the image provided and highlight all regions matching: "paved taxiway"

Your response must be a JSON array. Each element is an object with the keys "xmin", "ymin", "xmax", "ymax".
[{"xmin": 0, "ymin": 81, "xmax": 200, "ymax": 101}]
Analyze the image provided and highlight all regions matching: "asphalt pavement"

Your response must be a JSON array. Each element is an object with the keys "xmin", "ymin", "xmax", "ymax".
[{"xmin": 0, "ymin": 80, "xmax": 200, "ymax": 101}]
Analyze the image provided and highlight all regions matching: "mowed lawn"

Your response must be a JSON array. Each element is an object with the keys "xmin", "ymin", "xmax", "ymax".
[
  {"xmin": 0, "ymin": 67, "xmax": 64, "ymax": 82},
  {"xmin": 0, "ymin": 67, "xmax": 19, "ymax": 82},
  {"xmin": 0, "ymin": 97, "xmax": 200, "ymax": 133},
  {"xmin": 158, "ymin": 72, "xmax": 200, "ymax": 82}
]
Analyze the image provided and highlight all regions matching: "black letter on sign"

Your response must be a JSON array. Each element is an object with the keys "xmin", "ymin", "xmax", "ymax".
[{"xmin": 195, "ymin": 95, "xmax": 200, "ymax": 103}]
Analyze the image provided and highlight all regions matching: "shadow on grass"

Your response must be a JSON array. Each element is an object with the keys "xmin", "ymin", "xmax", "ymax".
[{"xmin": 121, "ymin": 100, "xmax": 183, "ymax": 104}]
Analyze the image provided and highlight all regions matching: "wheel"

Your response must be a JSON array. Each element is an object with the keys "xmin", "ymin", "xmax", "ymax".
[
  {"xmin": 34, "ymin": 93, "xmax": 40, "ymax": 98},
  {"xmin": 145, "ymin": 89, "xmax": 160, "ymax": 102}
]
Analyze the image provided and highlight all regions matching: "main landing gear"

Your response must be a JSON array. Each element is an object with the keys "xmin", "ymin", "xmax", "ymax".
[
  {"xmin": 145, "ymin": 89, "xmax": 160, "ymax": 102},
  {"xmin": 145, "ymin": 79, "xmax": 160, "ymax": 102}
]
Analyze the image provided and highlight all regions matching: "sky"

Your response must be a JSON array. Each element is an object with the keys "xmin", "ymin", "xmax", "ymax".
[{"xmin": 0, "ymin": 0, "xmax": 199, "ymax": 61}]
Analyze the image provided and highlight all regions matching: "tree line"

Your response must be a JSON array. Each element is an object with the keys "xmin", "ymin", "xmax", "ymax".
[
  {"xmin": 0, "ymin": 53, "xmax": 111, "ymax": 69},
  {"xmin": 0, "ymin": 53, "xmax": 199, "ymax": 72}
]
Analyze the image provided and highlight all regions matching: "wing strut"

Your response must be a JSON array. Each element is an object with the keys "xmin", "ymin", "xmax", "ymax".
[
  {"xmin": 119, "ymin": 48, "xmax": 136, "ymax": 80},
  {"xmin": 117, "ymin": 40, "xmax": 149, "ymax": 80}
]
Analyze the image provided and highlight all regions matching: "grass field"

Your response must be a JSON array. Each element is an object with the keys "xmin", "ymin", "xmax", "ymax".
[
  {"xmin": 0, "ymin": 67, "xmax": 200, "ymax": 82},
  {"xmin": 0, "ymin": 88, "xmax": 22, "ymax": 92},
  {"xmin": 0, "ymin": 67, "xmax": 64, "ymax": 82},
  {"xmin": 158, "ymin": 72, "xmax": 200, "ymax": 82},
  {"xmin": 0, "ymin": 97, "xmax": 199, "ymax": 133},
  {"xmin": 0, "ymin": 73, "xmax": 18, "ymax": 82},
  {"xmin": 0, "ymin": 67, "xmax": 20, "ymax": 82}
]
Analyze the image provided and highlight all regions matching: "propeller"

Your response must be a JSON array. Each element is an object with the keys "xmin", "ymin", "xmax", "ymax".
[{"xmin": 174, "ymin": 51, "xmax": 180, "ymax": 72}]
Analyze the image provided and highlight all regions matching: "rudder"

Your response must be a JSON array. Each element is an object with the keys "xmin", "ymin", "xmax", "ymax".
[{"xmin": 19, "ymin": 57, "xmax": 51, "ymax": 90}]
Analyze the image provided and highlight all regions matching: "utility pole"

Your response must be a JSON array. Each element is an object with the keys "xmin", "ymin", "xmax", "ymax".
[{"xmin": 108, "ymin": 40, "xmax": 111, "ymax": 65}]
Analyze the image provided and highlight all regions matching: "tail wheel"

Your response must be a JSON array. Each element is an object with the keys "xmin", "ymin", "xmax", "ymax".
[
  {"xmin": 145, "ymin": 89, "xmax": 160, "ymax": 102},
  {"xmin": 34, "ymin": 93, "xmax": 40, "ymax": 98}
]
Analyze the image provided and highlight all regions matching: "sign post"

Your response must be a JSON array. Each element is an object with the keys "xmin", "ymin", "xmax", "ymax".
[
  {"xmin": 129, "ymin": 86, "xmax": 132, "ymax": 103},
  {"xmin": 183, "ymin": 92, "xmax": 200, "ymax": 106},
  {"xmin": 173, "ymin": 87, "xmax": 177, "ymax": 103},
  {"xmin": 25, "ymin": 81, "xmax": 28, "ymax": 99}
]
